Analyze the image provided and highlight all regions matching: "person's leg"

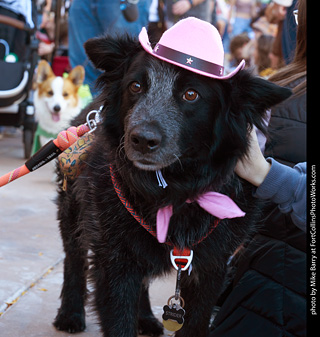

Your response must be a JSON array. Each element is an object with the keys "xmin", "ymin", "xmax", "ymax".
[
  {"xmin": 232, "ymin": 17, "xmax": 247, "ymax": 36},
  {"xmin": 134, "ymin": 0, "xmax": 153, "ymax": 34},
  {"xmin": 232, "ymin": 17, "xmax": 252, "ymax": 37},
  {"xmin": 68, "ymin": 0, "xmax": 102, "ymax": 95},
  {"xmin": 99, "ymin": 0, "xmax": 152, "ymax": 37}
]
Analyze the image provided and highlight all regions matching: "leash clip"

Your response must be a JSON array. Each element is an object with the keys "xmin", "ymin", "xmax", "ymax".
[
  {"xmin": 86, "ymin": 105, "xmax": 103, "ymax": 133},
  {"xmin": 170, "ymin": 249, "xmax": 193, "ymax": 271}
]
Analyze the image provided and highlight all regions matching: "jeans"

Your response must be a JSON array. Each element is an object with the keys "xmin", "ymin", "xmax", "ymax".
[
  {"xmin": 68, "ymin": 0, "xmax": 152, "ymax": 96},
  {"xmin": 231, "ymin": 17, "xmax": 254, "ymax": 38}
]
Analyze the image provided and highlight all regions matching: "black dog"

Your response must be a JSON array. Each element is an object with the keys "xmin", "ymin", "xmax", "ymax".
[{"xmin": 53, "ymin": 32, "xmax": 291, "ymax": 337}]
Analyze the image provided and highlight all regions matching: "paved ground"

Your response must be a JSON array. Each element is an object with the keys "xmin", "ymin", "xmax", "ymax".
[{"xmin": 0, "ymin": 129, "xmax": 175, "ymax": 337}]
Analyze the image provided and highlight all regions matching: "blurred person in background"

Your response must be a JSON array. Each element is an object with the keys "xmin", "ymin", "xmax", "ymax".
[
  {"xmin": 239, "ymin": 4, "xmax": 278, "ymax": 76},
  {"xmin": 265, "ymin": 0, "xmax": 295, "ymax": 69},
  {"xmin": 165, "ymin": 0, "xmax": 212, "ymax": 27},
  {"xmin": 227, "ymin": 0, "xmax": 258, "ymax": 38},
  {"xmin": 227, "ymin": 32, "xmax": 250, "ymax": 72},
  {"xmin": 148, "ymin": 0, "xmax": 166, "ymax": 42},
  {"xmin": 214, "ymin": 0, "xmax": 231, "ymax": 52},
  {"xmin": 253, "ymin": 34, "xmax": 276, "ymax": 77},
  {"xmin": 281, "ymin": 0, "xmax": 297, "ymax": 64}
]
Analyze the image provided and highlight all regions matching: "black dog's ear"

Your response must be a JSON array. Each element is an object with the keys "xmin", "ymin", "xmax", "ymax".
[
  {"xmin": 227, "ymin": 70, "xmax": 292, "ymax": 130},
  {"xmin": 84, "ymin": 34, "xmax": 141, "ymax": 73},
  {"xmin": 232, "ymin": 71, "xmax": 292, "ymax": 110}
]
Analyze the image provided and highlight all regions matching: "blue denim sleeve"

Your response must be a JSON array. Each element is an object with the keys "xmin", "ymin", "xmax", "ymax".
[{"xmin": 253, "ymin": 158, "xmax": 306, "ymax": 232}]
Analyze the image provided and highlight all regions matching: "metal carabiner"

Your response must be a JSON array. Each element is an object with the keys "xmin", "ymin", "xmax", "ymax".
[{"xmin": 86, "ymin": 105, "xmax": 103, "ymax": 133}]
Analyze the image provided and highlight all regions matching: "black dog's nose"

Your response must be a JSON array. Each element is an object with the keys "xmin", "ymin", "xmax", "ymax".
[
  {"xmin": 130, "ymin": 125, "xmax": 162, "ymax": 154},
  {"xmin": 53, "ymin": 105, "xmax": 61, "ymax": 112}
]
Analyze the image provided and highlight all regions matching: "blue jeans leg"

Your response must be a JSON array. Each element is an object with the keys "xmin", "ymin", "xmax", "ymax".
[
  {"xmin": 68, "ymin": 0, "xmax": 103, "ymax": 95},
  {"xmin": 232, "ymin": 17, "xmax": 253, "ymax": 37}
]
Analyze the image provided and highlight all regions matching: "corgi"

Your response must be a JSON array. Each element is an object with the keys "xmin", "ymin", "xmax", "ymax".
[{"xmin": 32, "ymin": 60, "xmax": 85, "ymax": 154}]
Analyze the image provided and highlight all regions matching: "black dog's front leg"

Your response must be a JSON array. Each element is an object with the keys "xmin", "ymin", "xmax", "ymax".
[
  {"xmin": 53, "ymin": 247, "xmax": 88, "ymax": 332},
  {"xmin": 175, "ymin": 265, "xmax": 227, "ymax": 337},
  {"xmin": 53, "ymin": 221, "xmax": 88, "ymax": 332},
  {"xmin": 91, "ymin": 259, "xmax": 146, "ymax": 337},
  {"xmin": 138, "ymin": 282, "xmax": 164, "ymax": 336}
]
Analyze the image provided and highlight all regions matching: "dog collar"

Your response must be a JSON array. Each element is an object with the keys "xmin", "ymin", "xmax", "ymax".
[
  {"xmin": 109, "ymin": 165, "xmax": 219, "ymax": 245},
  {"xmin": 109, "ymin": 165, "xmax": 246, "ymax": 271},
  {"xmin": 110, "ymin": 165, "xmax": 218, "ymax": 271}
]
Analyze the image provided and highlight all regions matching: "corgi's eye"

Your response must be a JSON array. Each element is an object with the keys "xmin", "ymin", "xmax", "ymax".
[
  {"xmin": 63, "ymin": 92, "xmax": 69, "ymax": 98},
  {"xmin": 129, "ymin": 81, "xmax": 142, "ymax": 94},
  {"xmin": 47, "ymin": 90, "xmax": 54, "ymax": 96},
  {"xmin": 183, "ymin": 89, "xmax": 199, "ymax": 102}
]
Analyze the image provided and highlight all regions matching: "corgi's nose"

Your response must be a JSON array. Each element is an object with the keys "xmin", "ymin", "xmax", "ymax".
[
  {"xmin": 53, "ymin": 105, "xmax": 61, "ymax": 112},
  {"xmin": 130, "ymin": 124, "xmax": 162, "ymax": 154}
]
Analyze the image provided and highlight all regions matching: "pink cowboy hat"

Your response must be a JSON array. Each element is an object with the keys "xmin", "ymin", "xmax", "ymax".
[{"xmin": 139, "ymin": 17, "xmax": 245, "ymax": 79}]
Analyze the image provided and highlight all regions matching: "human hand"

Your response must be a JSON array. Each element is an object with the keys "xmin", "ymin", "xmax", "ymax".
[
  {"xmin": 38, "ymin": 41, "xmax": 55, "ymax": 56},
  {"xmin": 172, "ymin": 0, "xmax": 192, "ymax": 16},
  {"xmin": 234, "ymin": 128, "xmax": 271, "ymax": 187}
]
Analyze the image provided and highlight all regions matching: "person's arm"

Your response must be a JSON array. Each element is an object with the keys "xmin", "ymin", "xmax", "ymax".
[
  {"xmin": 254, "ymin": 158, "xmax": 306, "ymax": 231},
  {"xmin": 235, "ymin": 128, "xmax": 306, "ymax": 231},
  {"xmin": 227, "ymin": 0, "xmax": 236, "ymax": 33},
  {"xmin": 40, "ymin": 0, "xmax": 52, "ymax": 28},
  {"xmin": 171, "ymin": 0, "xmax": 206, "ymax": 16}
]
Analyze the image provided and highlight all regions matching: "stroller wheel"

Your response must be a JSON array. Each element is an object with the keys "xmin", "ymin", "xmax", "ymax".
[{"xmin": 23, "ymin": 128, "xmax": 33, "ymax": 159}]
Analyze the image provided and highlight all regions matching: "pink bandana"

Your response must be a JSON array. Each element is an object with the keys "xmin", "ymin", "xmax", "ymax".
[{"xmin": 156, "ymin": 192, "xmax": 246, "ymax": 243}]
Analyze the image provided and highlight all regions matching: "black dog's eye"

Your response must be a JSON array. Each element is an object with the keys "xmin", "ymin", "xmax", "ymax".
[
  {"xmin": 129, "ymin": 81, "xmax": 142, "ymax": 94},
  {"xmin": 183, "ymin": 89, "xmax": 199, "ymax": 102}
]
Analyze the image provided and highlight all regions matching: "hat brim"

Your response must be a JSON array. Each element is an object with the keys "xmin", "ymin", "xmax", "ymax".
[{"xmin": 139, "ymin": 27, "xmax": 245, "ymax": 80}]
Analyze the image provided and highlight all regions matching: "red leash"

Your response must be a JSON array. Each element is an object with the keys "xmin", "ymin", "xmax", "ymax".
[{"xmin": 0, "ymin": 124, "xmax": 90, "ymax": 187}]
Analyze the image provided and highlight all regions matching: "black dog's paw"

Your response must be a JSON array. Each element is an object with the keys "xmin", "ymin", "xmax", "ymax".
[
  {"xmin": 53, "ymin": 309, "xmax": 86, "ymax": 333},
  {"xmin": 138, "ymin": 316, "xmax": 163, "ymax": 337}
]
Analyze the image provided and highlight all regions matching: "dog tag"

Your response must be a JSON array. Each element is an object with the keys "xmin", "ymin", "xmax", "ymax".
[{"xmin": 162, "ymin": 297, "xmax": 185, "ymax": 332}]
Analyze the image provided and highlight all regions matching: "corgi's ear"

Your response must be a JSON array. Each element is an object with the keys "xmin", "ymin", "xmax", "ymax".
[
  {"xmin": 68, "ymin": 65, "xmax": 85, "ymax": 88},
  {"xmin": 36, "ymin": 60, "xmax": 54, "ymax": 84}
]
